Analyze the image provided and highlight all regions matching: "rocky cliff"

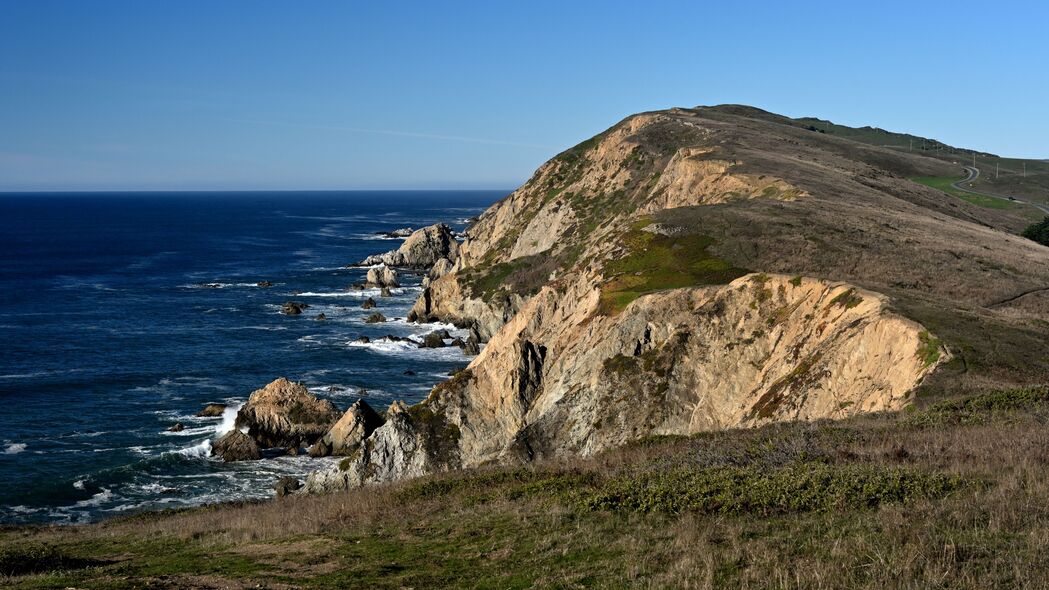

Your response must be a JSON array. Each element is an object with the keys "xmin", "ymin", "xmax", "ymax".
[{"xmin": 306, "ymin": 105, "xmax": 1049, "ymax": 492}]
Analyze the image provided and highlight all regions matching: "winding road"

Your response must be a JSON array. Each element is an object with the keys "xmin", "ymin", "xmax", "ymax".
[{"xmin": 952, "ymin": 166, "xmax": 1049, "ymax": 215}]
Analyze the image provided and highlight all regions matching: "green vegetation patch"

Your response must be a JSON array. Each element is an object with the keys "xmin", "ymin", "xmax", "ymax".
[
  {"xmin": 916, "ymin": 330, "xmax": 942, "ymax": 367},
  {"xmin": 0, "ymin": 543, "xmax": 103, "ymax": 577},
  {"xmin": 578, "ymin": 463, "xmax": 964, "ymax": 515},
  {"xmin": 911, "ymin": 176, "xmax": 1018, "ymax": 210},
  {"xmin": 908, "ymin": 386, "xmax": 1049, "ymax": 428},
  {"xmin": 598, "ymin": 224, "xmax": 748, "ymax": 314},
  {"xmin": 1022, "ymin": 216, "xmax": 1049, "ymax": 246},
  {"xmin": 828, "ymin": 288, "xmax": 863, "ymax": 310}
]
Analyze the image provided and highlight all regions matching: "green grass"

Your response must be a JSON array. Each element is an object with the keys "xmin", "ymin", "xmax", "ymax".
[
  {"xmin": 578, "ymin": 463, "xmax": 964, "ymax": 515},
  {"xmin": 598, "ymin": 222, "xmax": 749, "ymax": 314},
  {"xmin": 911, "ymin": 175, "xmax": 1019, "ymax": 209}
]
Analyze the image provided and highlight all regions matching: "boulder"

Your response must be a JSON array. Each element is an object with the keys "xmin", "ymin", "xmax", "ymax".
[
  {"xmin": 366, "ymin": 266, "xmax": 399, "ymax": 288},
  {"xmin": 358, "ymin": 224, "xmax": 460, "ymax": 269},
  {"xmin": 315, "ymin": 313, "xmax": 327, "ymax": 321},
  {"xmin": 403, "ymin": 370, "xmax": 416, "ymax": 376},
  {"xmin": 282, "ymin": 301, "xmax": 309, "ymax": 315},
  {"xmin": 211, "ymin": 430, "xmax": 261, "ymax": 462},
  {"xmin": 420, "ymin": 331, "xmax": 447, "ymax": 348},
  {"xmin": 355, "ymin": 335, "xmax": 371, "ymax": 344},
  {"xmin": 361, "ymin": 297, "xmax": 377, "ymax": 309},
  {"xmin": 274, "ymin": 476, "xmax": 302, "ymax": 498},
  {"xmin": 168, "ymin": 422, "xmax": 185, "ymax": 432},
  {"xmin": 235, "ymin": 378, "xmax": 341, "ymax": 449},
  {"xmin": 380, "ymin": 287, "xmax": 392, "ymax": 298},
  {"xmin": 196, "ymin": 403, "xmax": 227, "ymax": 418},
  {"xmin": 365, "ymin": 312, "xmax": 387, "ymax": 324},
  {"xmin": 308, "ymin": 399, "xmax": 385, "ymax": 457},
  {"xmin": 257, "ymin": 281, "xmax": 273, "ymax": 287}
]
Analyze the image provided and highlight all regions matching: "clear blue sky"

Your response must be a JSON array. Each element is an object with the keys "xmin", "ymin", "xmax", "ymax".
[{"xmin": 1, "ymin": 0, "xmax": 1046, "ymax": 191}]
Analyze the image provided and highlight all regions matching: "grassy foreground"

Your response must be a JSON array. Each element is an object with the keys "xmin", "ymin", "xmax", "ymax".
[{"xmin": 4, "ymin": 386, "xmax": 1049, "ymax": 589}]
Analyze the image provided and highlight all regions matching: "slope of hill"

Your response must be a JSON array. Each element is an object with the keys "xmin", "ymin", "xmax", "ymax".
[{"xmin": 306, "ymin": 105, "xmax": 1049, "ymax": 492}]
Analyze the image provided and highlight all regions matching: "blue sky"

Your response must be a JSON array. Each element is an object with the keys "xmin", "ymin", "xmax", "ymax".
[{"xmin": 1, "ymin": 0, "xmax": 1046, "ymax": 191}]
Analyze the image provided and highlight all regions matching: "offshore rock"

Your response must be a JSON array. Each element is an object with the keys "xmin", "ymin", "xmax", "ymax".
[
  {"xmin": 359, "ymin": 224, "xmax": 460, "ymax": 269},
  {"xmin": 235, "ymin": 378, "xmax": 341, "ymax": 449},
  {"xmin": 211, "ymin": 430, "xmax": 261, "ymax": 462}
]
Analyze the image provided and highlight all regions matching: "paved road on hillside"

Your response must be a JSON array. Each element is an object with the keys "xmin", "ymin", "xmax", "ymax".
[{"xmin": 953, "ymin": 166, "xmax": 1049, "ymax": 215}]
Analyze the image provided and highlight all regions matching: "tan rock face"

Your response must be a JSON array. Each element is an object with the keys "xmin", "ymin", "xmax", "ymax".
[
  {"xmin": 360, "ymin": 223, "xmax": 460, "ymax": 269},
  {"xmin": 236, "ymin": 378, "xmax": 341, "ymax": 449},
  {"xmin": 366, "ymin": 266, "xmax": 399, "ymax": 288},
  {"xmin": 310, "ymin": 399, "xmax": 384, "ymax": 457}
]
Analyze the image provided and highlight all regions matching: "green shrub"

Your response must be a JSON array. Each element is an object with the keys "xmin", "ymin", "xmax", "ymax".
[
  {"xmin": 1022, "ymin": 216, "xmax": 1049, "ymax": 246},
  {"xmin": 578, "ymin": 463, "xmax": 963, "ymax": 515},
  {"xmin": 909, "ymin": 386, "xmax": 1049, "ymax": 427},
  {"xmin": 0, "ymin": 543, "xmax": 98, "ymax": 577}
]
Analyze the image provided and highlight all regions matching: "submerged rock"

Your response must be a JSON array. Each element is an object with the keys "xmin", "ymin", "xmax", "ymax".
[
  {"xmin": 308, "ymin": 399, "xmax": 385, "ymax": 458},
  {"xmin": 168, "ymin": 422, "xmax": 185, "ymax": 433},
  {"xmin": 196, "ymin": 403, "xmax": 227, "ymax": 418},
  {"xmin": 257, "ymin": 281, "xmax": 273, "ymax": 288},
  {"xmin": 361, "ymin": 297, "xmax": 377, "ymax": 309},
  {"xmin": 380, "ymin": 287, "xmax": 392, "ymax": 298},
  {"xmin": 282, "ymin": 301, "xmax": 309, "ymax": 316},
  {"xmin": 365, "ymin": 312, "xmax": 387, "ymax": 324},
  {"xmin": 315, "ymin": 313, "xmax": 327, "ymax": 321},
  {"xmin": 235, "ymin": 378, "xmax": 341, "ymax": 449},
  {"xmin": 211, "ymin": 430, "xmax": 261, "ymax": 462},
  {"xmin": 358, "ymin": 224, "xmax": 460, "ymax": 269},
  {"xmin": 376, "ymin": 227, "xmax": 413, "ymax": 238}
]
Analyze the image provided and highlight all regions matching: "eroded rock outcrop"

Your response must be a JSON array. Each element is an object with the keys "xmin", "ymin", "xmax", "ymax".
[
  {"xmin": 304, "ymin": 400, "xmax": 461, "ymax": 493},
  {"xmin": 359, "ymin": 224, "xmax": 460, "ymax": 269},
  {"xmin": 366, "ymin": 266, "xmax": 399, "ymax": 288},
  {"xmin": 308, "ymin": 399, "xmax": 385, "ymax": 457},
  {"xmin": 235, "ymin": 378, "xmax": 341, "ymax": 449}
]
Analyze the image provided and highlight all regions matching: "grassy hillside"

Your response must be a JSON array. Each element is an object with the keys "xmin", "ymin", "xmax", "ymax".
[{"xmin": 4, "ymin": 386, "xmax": 1049, "ymax": 588}]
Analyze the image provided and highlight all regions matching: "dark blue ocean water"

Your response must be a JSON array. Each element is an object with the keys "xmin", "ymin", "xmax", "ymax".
[{"xmin": 0, "ymin": 191, "xmax": 500, "ymax": 523}]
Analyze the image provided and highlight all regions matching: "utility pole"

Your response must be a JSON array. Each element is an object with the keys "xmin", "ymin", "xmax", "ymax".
[{"xmin": 996, "ymin": 162, "xmax": 999, "ymax": 178}]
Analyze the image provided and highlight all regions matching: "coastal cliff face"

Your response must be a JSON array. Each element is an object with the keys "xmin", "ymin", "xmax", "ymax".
[{"xmin": 307, "ymin": 105, "xmax": 1049, "ymax": 492}]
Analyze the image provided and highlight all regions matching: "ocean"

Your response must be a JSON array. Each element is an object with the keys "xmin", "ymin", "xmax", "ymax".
[{"xmin": 0, "ymin": 190, "xmax": 502, "ymax": 524}]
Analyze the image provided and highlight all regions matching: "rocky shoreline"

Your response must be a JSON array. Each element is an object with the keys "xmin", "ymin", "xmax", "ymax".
[{"xmin": 180, "ymin": 222, "xmax": 475, "ymax": 495}]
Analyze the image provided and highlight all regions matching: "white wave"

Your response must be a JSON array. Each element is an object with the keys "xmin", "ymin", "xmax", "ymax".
[
  {"xmin": 217, "ymin": 403, "xmax": 243, "ymax": 436},
  {"xmin": 175, "ymin": 439, "xmax": 213, "ymax": 458},
  {"xmin": 347, "ymin": 338, "xmax": 469, "ymax": 360},
  {"xmin": 296, "ymin": 287, "xmax": 419, "ymax": 298},
  {"xmin": 220, "ymin": 325, "xmax": 288, "ymax": 331},
  {"xmin": 0, "ymin": 368, "xmax": 85, "ymax": 380},
  {"xmin": 75, "ymin": 487, "xmax": 113, "ymax": 508},
  {"xmin": 73, "ymin": 479, "xmax": 86, "ymax": 490},
  {"xmin": 160, "ymin": 425, "xmax": 215, "ymax": 437},
  {"xmin": 3, "ymin": 442, "xmax": 26, "ymax": 455},
  {"xmin": 178, "ymin": 282, "xmax": 267, "ymax": 289}
]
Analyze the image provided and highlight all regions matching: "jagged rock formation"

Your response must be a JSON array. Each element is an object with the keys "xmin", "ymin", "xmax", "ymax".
[
  {"xmin": 235, "ymin": 378, "xmax": 341, "ymax": 449},
  {"xmin": 308, "ymin": 399, "xmax": 385, "ymax": 457},
  {"xmin": 365, "ymin": 266, "xmax": 399, "ymax": 288},
  {"xmin": 211, "ymin": 430, "xmax": 261, "ymax": 462},
  {"xmin": 306, "ymin": 104, "xmax": 1049, "ymax": 493},
  {"xmin": 359, "ymin": 223, "xmax": 460, "ymax": 269}
]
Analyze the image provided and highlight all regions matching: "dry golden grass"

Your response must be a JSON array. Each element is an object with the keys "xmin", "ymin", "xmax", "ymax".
[{"xmin": 3, "ymin": 386, "xmax": 1049, "ymax": 588}]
